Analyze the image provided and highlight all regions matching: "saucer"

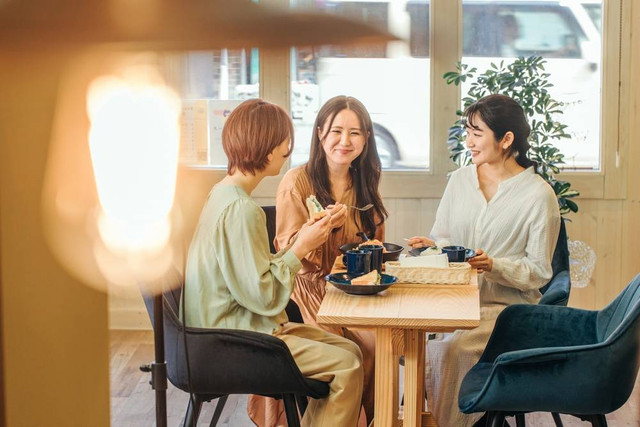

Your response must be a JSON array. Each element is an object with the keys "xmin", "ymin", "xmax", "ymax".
[{"xmin": 325, "ymin": 273, "xmax": 397, "ymax": 295}]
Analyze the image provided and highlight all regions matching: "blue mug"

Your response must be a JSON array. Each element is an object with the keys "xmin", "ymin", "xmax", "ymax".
[
  {"xmin": 359, "ymin": 244, "xmax": 384, "ymax": 273},
  {"xmin": 342, "ymin": 249, "xmax": 372, "ymax": 276},
  {"xmin": 442, "ymin": 245, "xmax": 467, "ymax": 262}
]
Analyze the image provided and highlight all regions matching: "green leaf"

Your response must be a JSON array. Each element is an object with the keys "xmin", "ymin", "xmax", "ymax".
[{"xmin": 565, "ymin": 199, "xmax": 579, "ymax": 213}]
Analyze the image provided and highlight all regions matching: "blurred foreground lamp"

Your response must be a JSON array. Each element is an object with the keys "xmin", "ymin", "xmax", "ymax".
[{"xmin": 0, "ymin": 0, "xmax": 396, "ymax": 292}]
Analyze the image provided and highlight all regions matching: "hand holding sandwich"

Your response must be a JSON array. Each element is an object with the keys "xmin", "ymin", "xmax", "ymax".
[{"xmin": 290, "ymin": 214, "xmax": 332, "ymax": 260}]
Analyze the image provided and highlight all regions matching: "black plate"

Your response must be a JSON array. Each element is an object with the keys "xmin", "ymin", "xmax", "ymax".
[
  {"xmin": 325, "ymin": 273, "xmax": 398, "ymax": 295},
  {"xmin": 339, "ymin": 242, "xmax": 404, "ymax": 262}
]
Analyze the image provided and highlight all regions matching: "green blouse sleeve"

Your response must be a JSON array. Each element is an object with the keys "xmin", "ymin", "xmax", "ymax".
[{"xmin": 214, "ymin": 199, "xmax": 302, "ymax": 317}]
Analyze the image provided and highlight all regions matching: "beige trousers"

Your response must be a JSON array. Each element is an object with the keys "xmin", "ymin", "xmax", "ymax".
[
  {"xmin": 273, "ymin": 322, "xmax": 364, "ymax": 427},
  {"xmin": 248, "ymin": 274, "xmax": 374, "ymax": 427}
]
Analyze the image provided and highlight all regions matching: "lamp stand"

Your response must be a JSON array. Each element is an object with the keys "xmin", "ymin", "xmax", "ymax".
[{"xmin": 140, "ymin": 294, "xmax": 168, "ymax": 427}]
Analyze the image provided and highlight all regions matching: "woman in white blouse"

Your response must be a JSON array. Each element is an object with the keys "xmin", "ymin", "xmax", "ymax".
[{"xmin": 408, "ymin": 94, "xmax": 561, "ymax": 427}]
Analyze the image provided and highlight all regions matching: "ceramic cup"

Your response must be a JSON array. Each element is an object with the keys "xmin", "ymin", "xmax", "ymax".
[
  {"xmin": 359, "ymin": 244, "xmax": 384, "ymax": 272},
  {"xmin": 343, "ymin": 249, "xmax": 372, "ymax": 276},
  {"xmin": 441, "ymin": 245, "xmax": 467, "ymax": 262}
]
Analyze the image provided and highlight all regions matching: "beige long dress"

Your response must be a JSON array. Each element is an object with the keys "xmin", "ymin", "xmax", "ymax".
[
  {"xmin": 425, "ymin": 165, "xmax": 561, "ymax": 427},
  {"xmin": 248, "ymin": 165, "xmax": 384, "ymax": 427}
]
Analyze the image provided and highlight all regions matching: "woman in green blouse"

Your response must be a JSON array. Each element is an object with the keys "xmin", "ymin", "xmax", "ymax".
[{"xmin": 184, "ymin": 99, "xmax": 364, "ymax": 427}]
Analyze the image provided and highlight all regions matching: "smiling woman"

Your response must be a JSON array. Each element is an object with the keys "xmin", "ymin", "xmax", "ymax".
[
  {"xmin": 250, "ymin": 96, "xmax": 389, "ymax": 426},
  {"xmin": 408, "ymin": 94, "xmax": 562, "ymax": 427}
]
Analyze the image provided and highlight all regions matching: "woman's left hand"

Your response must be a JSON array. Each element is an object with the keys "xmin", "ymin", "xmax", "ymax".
[
  {"xmin": 467, "ymin": 249, "xmax": 493, "ymax": 274},
  {"xmin": 326, "ymin": 204, "xmax": 348, "ymax": 230}
]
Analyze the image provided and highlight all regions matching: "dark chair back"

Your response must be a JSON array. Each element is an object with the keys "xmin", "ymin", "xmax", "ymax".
[
  {"xmin": 597, "ymin": 274, "xmax": 640, "ymax": 340},
  {"xmin": 262, "ymin": 205, "xmax": 278, "ymax": 254},
  {"xmin": 539, "ymin": 218, "xmax": 571, "ymax": 306},
  {"xmin": 261, "ymin": 205, "xmax": 305, "ymax": 324}
]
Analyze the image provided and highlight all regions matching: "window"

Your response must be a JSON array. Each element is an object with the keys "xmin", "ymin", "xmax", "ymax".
[
  {"xmin": 175, "ymin": 0, "xmax": 622, "ymax": 200},
  {"xmin": 461, "ymin": 1, "xmax": 603, "ymax": 170},
  {"xmin": 172, "ymin": 49, "xmax": 259, "ymax": 168},
  {"xmin": 289, "ymin": 0, "xmax": 431, "ymax": 170}
]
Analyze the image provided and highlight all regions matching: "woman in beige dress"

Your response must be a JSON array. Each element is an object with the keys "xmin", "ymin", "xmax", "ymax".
[{"xmin": 248, "ymin": 96, "xmax": 387, "ymax": 427}]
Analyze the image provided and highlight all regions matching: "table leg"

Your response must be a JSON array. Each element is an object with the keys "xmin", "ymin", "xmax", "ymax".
[
  {"xmin": 375, "ymin": 328, "xmax": 398, "ymax": 426},
  {"xmin": 403, "ymin": 329, "xmax": 425, "ymax": 427}
]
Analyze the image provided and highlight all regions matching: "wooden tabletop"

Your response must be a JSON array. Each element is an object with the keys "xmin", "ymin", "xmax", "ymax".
[{"xmin": 317, "ymin": 261, "xmax": 480, "ymax": 332}]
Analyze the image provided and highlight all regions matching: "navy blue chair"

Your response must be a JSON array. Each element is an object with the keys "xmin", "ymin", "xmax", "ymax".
[
  {"xmin": 458, "ymin": 273, "xmax": 640, "ymax": 427},
  {"xmin": 538, "ymin": 218, "xmax": 571, "ymax": 307}
]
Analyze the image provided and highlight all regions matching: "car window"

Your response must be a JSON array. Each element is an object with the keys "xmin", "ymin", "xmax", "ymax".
[
  {"xmin": 463, "ymin": 4, "xmax": 587, "ymax": 59},
  {"xmin": 582, "ymin": 3, "xmax": 602, "ymax": 31},
  {"xmin": 406, "ymin": 1, "xmax": 430, "ymax": 58}
]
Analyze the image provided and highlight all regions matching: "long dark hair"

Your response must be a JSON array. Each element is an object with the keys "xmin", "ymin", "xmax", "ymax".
[
  {"xmin": 464, "ymin": 94, "xmax": 536, "ymax": 170},
  {"xmin": 306, "ymin": 96, "xmax": 387, "ymax": 238}
]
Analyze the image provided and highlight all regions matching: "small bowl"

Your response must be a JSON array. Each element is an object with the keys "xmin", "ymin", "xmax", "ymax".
[
  {"xmin": 339, "ymin": 242, "xmax": 404, "ymax": 262},
  {"xmin": 325, "ymin": 273, "xmax": 398, "ymax": 295}
]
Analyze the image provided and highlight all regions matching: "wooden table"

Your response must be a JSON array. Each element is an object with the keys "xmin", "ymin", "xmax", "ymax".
[{"xmin": 317, "ymin": 261, "xmax": 480, "ymax": 427}]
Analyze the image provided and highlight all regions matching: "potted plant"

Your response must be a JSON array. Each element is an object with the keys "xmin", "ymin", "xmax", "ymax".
[{"xmin": 443, "ymin": 56, "xmax": 579, "ymax": 215}]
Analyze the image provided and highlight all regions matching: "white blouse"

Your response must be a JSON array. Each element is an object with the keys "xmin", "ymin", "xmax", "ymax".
[{"xmin": 431, "ymin": 165, "xmax": 561, "ymax": 308}]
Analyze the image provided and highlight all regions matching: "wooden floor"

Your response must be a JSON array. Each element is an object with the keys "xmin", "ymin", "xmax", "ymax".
[{"xmin": 110, "ymin": 330, "xmax": 640, "ymax": 426}]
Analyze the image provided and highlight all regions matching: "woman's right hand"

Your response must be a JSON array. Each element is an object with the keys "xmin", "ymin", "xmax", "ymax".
[
  {"xmin": 290, "ymin": 214, "xmax": 332, "ymax": 260},
  {"xmin": 326, "ymin": 203, "xmax": 348, "ymax": 230},
  {"xmin": 406, "ymin": 236, "xmax": 435, "ymax": 248}
]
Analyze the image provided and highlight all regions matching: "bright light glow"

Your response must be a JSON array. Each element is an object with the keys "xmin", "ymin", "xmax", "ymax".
[{"xmin": 87, "ymin": 67, "xmax": 181, "ymax": 253}]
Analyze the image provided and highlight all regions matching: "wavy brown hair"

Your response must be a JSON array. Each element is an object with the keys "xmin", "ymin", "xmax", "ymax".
[{"xmin": 305, "ymin": 96, "xmax": 387, "ymax": 238}]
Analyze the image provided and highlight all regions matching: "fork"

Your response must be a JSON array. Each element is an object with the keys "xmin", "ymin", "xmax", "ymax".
[{"xmin": 348, "ymin": 203, "xmax": 374, "ymax": 211}]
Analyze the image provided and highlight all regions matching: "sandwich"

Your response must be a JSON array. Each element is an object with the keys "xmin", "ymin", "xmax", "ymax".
[
  {"xmin": 306, "ymin": 195, "xmax": 328, "ymax": 220},
  {"xmin": 351, "ymin": 270, "xmax": 381, "ymax": 286}
]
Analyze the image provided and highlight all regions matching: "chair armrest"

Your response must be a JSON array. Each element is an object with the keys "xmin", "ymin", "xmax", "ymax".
[
  {"xmin": 539, "ymin": 270, "xmax": 571, "ymax": 306},
  {"xmin": 479, "ymin": 304, "xmax": 598, "ymax": 363},
  {"xmin": 494, "ymin": 345, "xmax": 582, "ymax": 365}
]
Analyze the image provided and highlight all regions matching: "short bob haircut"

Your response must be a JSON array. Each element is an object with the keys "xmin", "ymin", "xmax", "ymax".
[{"xmin": 222, "ymin": 99, "xmax": 294, "ymax": 175}]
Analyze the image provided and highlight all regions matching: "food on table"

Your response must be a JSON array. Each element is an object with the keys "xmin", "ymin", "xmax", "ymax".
[
  {"xmin": 358, "ymin": 239, "xmax": 388, "ymax": 253},
  {"xmin": 351, "ymin": 270, "xmax": 381, "ymax": 286},
  {"xmin": 306, "ymin": 195, "xmax": 328, "ymax": 220}
]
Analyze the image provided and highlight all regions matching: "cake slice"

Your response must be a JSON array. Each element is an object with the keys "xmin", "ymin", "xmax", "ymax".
[{"xmin": 351, "ymin": 270, "xmax": 380, "ymax": 286}]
